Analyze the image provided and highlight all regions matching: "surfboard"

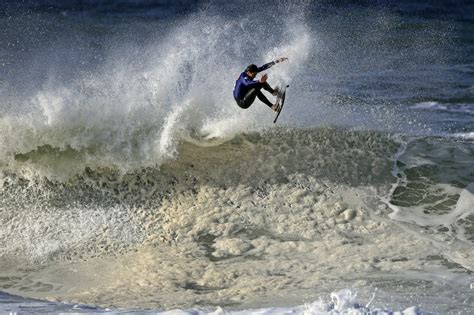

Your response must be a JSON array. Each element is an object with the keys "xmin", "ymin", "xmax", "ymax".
[{"xmin": 273, "ymin": 85, "xmax": 289, "ymax": 124}]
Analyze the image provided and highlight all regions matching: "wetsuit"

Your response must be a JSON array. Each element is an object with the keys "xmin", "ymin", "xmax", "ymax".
[{"xmin": 233, "ymin": 61, "xmax": 277, "ymax": 109}]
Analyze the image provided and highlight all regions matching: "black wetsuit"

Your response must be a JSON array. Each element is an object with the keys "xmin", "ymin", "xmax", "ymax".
[{"xmin": 233, "ymin": 61, "xmax": 276, "ymax": 109}]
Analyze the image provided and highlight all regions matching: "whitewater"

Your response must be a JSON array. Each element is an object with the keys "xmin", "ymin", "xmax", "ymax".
[{"xmin": 1, "ymin": 1, "xmax": 473, "ymax": 314}]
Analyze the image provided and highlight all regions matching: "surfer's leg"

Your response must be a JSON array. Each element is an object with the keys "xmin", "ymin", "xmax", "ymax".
[
  {"xmin": 237, "ymin": 88, "xmax": 258, "ymax": 109},
  {"xmin": 256, "ymin": 90, "xmax": 274, "ymax": 109},
  {"xmin": 261, "ymin": 82, "xmax": 277, "ymax": 95}
]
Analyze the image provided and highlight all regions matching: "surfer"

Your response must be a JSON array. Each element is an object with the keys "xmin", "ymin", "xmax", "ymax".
[{"xmin": 233, "ymin": 57, "xmax": 288, "ymax": 112}]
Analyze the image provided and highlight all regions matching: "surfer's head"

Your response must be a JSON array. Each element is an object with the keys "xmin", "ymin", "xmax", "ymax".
[{"xmin": 245, "ymin": 64, "xmax": 258, "ymax": 79}]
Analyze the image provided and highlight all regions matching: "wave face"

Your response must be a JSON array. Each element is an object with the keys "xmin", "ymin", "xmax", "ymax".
[{"xmin": 1, "ymin": 1, "xmax": 473, "ymax": 313}]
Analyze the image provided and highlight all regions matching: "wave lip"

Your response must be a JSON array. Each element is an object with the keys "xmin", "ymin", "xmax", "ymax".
[
  {"xmin": 411, "ymin": 101, "xmax": 474, "ymax": 115},
  {"xmin": 452, "ymin": 132, "xmax": 474, "ymax": 139},
  {"xmin": 411, "ymin": 101, "xmax": 447, "ymax": 111}
]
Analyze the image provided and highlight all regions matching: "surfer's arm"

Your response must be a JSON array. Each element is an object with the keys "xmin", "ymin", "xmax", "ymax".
[
  {"xmin": 257, "ymin": 61, "xmax": 276, "ymax": 72},
  {"xmin": 257, "ymin": 57, "xmax": 288, "ymax": 72},
  {"xmin": 242, "ymin": 77, "xmax": 261, "ymax": 89}
]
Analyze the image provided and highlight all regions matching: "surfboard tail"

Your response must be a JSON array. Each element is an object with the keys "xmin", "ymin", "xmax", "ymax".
[{"xmin": 273, "ymin": 85, "xmax": 288, "ymax": 124}]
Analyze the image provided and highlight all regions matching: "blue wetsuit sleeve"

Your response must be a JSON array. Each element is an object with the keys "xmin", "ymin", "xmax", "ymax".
[{"xmin": 257, "ymin": 61, "xmax": 276, "ymax": 72}]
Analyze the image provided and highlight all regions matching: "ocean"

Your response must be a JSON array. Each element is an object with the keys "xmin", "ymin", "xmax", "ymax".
[{"xmin": 1, "ymin": 0, "xmax": 473, "ymax": 314}]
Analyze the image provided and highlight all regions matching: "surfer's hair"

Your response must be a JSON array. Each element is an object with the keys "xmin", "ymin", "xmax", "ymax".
[{"xmin": 245, "ymin": 64, "xmax": 258, "ymax": 73}]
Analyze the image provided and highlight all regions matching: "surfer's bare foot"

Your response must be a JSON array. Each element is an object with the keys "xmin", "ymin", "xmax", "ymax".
[
  {"xmin": 272, "ymin": 103, "xmax": 279, "ymax": 112},
  {"xmin": 272, "ymin": 87, "xmax": 280, "ymax": 96}
]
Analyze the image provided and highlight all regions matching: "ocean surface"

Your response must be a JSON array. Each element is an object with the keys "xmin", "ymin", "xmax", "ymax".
[{"xmin": 1, "ymin": 0, "xmax": 473, "ymax": 314}]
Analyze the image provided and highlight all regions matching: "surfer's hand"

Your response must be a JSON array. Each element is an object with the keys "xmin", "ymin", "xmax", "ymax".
[
  {"xmin": 260, "ymin": 73, "xmax": 268, "ymax": 83},
  {"xmin": 276, "ymin": 57, "xmax": 288, "ymax": 63}
]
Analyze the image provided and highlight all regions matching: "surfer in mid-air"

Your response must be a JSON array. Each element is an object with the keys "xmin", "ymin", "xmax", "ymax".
[{"xmin": 233, "ymin": 57, "xmax": 288, "ymax": 112}]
